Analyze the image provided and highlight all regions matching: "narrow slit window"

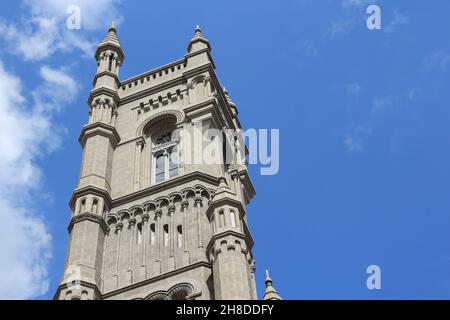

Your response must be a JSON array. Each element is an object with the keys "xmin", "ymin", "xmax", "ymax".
[
  {"xmin": 150, "ymin": 223, "xmax": 156, "ymax": 245},
  {"xmin": 177, "ymin": 225, "xmax": 183, "ymax": 248},
  {"xmin": 230, "ymin": 211, "xmax": 237, "ymax": 228},
  {"xmin": 79, "ymin": 199, "xmax": 86, "ymax": 214},
  {"xmin": 219, "ymin": 211, "xmax": 225, "ymax": 228},
  {"xmin": 163, "ymin": 224, "xmax": 169, "ymax": 247},
  {"xmin": 137, "ymin": 223, "xmax": 143, "ymax": 244},
  {"xmin": 92, "ymin": 199, "xmax": 98, "ymax": 214}
]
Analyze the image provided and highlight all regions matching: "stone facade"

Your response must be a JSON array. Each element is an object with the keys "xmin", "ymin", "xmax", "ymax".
[{"xmin": 54, "ymin": 24, "xmax": 266, "ymax": 300}]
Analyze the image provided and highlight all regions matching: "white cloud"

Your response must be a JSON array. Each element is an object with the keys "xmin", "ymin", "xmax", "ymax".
[
  {"xmin": 422, "ymin": 49, "xmax": 450, "ymax": 71},
  {"xmin": 0, "ymin": 0, "xmax": 123, "ymax": 60},
  {"xmin": 384, "ymin": 10, "xmax": 409, "ymax": 33},
  {"xmin": 25, "ymin": 0, "xmax": 123, "ymax": 30},
  {"xmin": 329, "ymin": 0, "xmax": 377, "ymax": 37},
  {"xmin": 344, "ymin": 125, "xmax": 372, "ymax": 153},
  {"xmin": 0, "ymin": 62, "xmax": 78, "ymax": 299}
]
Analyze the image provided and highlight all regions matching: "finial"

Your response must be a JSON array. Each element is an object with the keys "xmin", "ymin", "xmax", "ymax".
[
  {"xmin": 265, "ymin": 270, "xmax": 273, "ymax": 286},
  {"xmin": 223, "ymin": 86, "xmax": 229, "ymax": 95},
  {"xmin": 263, "ymin": 269, "xmax": 282, "ymax": 300},
  {"xmin": 187, "ymin": 24, "xmax": 211, "ymax": 53},
  {"xmin": 109, "ymin": 21, "xmax": 116, "ymax": 33}
]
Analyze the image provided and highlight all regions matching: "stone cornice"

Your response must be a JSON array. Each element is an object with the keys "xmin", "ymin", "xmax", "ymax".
[
  {"xmin": 54, "ymin": 280, "xmax": 102, "ymax": 300},
  {"xmin": 92, "ymin": 71, "xmax": 121, "ymax": 88},
  {"xmin": 68, "ymin": 213, "xmax": 108, "ymax": 234},
  {"xmin": 184, "ymin": 48, "xmax": 216, "ymax": 69},
  {"xmin": 117, "ymin": 61, "xmax": 215, "ymax": 106},
  {"xmin": 184, "ymin": 98, "xmax": 226, "ymax": 128},
  {"xmin": 88, "ymin": 86, "xmax": 120, "ymax": 106},
  {"xmin": 206, "ymin": 229, "xmax": 254, "ymax": 257},
  {"xmin": 111, "ymin": 171, "xmax": 220, "ymax": 207},
  {"xmin": 118, "ymin": 75, "xmax": 187, "ymax": 105},
  {"xmin": 101, "ymin": 261, "xmax": 211, "ymax": 299},
  {"xmin": 206, "ymin": 195, "xmax": 247, "ymax": 219},
  {"xmin": 69, "ymin": 186, "xmax": 113, "ymax": 210},
  {"xmin": 120, "ymin": 58, "xmax": 186, "ymax": 86},
  {"xmin": 78, "ymin": 122, "xmax": 121, "ymax": 148},
  {"xmin": 182, "ymin": 61, "xmax": 215, "ymax": 78},
  {"xmin": 95, "ymin": 43, "xmax": 125, "ymax": 62}
]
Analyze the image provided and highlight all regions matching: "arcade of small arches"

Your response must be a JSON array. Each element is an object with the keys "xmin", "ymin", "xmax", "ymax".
[
  {"xmin": 132, "ymin": 283, "xmax": 195, "ymax": 300},
  {"xmin": 105, "ymin": 186, "xmax": 214, "ymax": 255}
]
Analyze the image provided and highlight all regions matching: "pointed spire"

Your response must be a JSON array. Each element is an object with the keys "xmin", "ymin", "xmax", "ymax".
[
  {"xmin": 263, "ymin": 270, "xmax": 282, "ymax": 300},
  {"xmin": 95, "ymin": 22, "xmax": 125, "ymax": 62},
  {"xmin": 188, "ymin": 24, "xmax": 211, "ymax": 53},
  {"xmin": 100, "ymin": 21, "xmax": 121, "ymax": 47}
]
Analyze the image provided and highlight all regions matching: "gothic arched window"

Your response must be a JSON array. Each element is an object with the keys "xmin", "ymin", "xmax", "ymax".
[{"xmin": 152, "ymin": 130, "xmax": 179, "ymax": 184}]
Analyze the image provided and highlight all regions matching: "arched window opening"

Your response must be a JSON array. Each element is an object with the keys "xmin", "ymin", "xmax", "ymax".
[
  {"xmin": 150, "ymin": 223, "xmax": 156, "ymax": 245},
  {"xmin": 79, "ymin": 199, "xmax": 86, "ymax": 214},
  {"xmin": 163, "ymin": 224, "xmax": 169, "ymax": 247},
  {"xmin": 108, "ymin": 54, "xmax": 113, "ymax": 72},
  {"xmin": 219, "ymin": 211, "xmax": 225, "ymax": 228},
  {"xmin": 92, "ymin": 199, "xmax": 98, "ymax": 214},
  {"xmin": 177, "ymin": 225, "xmax": 183, "ymax": 248},
  {"xmin": 137, "ymin": 222, "xmax": 143, "ymax": 244},
  {"xmin": 230, "ymin": 210, "xmax": 237, "ymax": 228},
  {"xmin": 171, "ymin": 289, "xmax": 189, "ymax": 300}
]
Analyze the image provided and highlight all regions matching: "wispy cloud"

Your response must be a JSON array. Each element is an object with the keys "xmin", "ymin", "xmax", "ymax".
[
  {"xmin": 0, "ymin": 0, "xmax": 123, "ymax": 61},
  {"xmin": 345, "ymin": 125, "xmax": 372, "ymax": 152},
  {"xmin": 0, "ymin": 62, "xmax": 80, "ymax": 299},
  {"xmin": 330, "ymin": 2, "xmax": 407, "ymax": 37},
  {"xmin": 384, "ymin": 9, "xmax": 409, "ymax": 33},
  {"xmin": 422, "ymin": 49, "xmax": 450, "ymax": 72},
  {"xmin": 0, "ymin": 0, "xmax": 125, "ymax": 299},
  {"xmin": 345, "ymin": 95, "xmax": 401, "ymax": 153}
]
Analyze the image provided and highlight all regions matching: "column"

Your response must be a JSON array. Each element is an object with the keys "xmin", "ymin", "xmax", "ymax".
[
  {"xmin": 141, "ymin": 213, "xmax": 149, "ymax": 280},
  {"xmin": 168, "ymin": 205, "xmax": 176, "ymax": 271},
  {"xmin": 113, "ymin": 222, "xmax": 123, "ymax": 289},
  {"xmin": 194, "ymin": 197, "xmax": 203, "ymax": 248},
  {"xmin": 181, "ymin": 200, "xmax": 190, "ymax": 266},
  {"xmin": 111, "ymin": 110, "xmax": 117, "ymax": 126},
  {"xmin": 134, "ymin": 139, "xmax": 144, "ymax": 191},
  {"xmin": 154, "ymin": 209, "xmax": 162, "ymax": 275},
  {"xmin": 127, "ymin": 218, "xmax": 136, "ymax": 285},
  {"xmin": 111, "ymin": 53, "xmax": 118, "ymax": 73},
  {"xmin": 100, "ymin": 227, "xmax": 110, "ymax": 292},
  {"xmin": 214, "ymin": 210, "xmax": 220, "ymax": 232}
]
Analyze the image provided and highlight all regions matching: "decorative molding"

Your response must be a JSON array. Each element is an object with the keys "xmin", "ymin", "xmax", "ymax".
[
  {"xmin": 68, "ymin": 213, "xmax": 108, "ymax": 234},
  {"xmin": 136, "ymin": 109, "xmax": 185, "ymax": 137},
  {"xmin": 69, "ymin": 186, "xmax": 113, "ymax": 211},
  {"xmin": 78, "ymin": 122, "xmax": 121, "ymax": 148},
  {"xmin": 110, "ymin": 171, "xmax": 218, "ymax": 207},
  {"xmin": 101, "ymin": 261, "xmax": 211, "ymax": 298}
]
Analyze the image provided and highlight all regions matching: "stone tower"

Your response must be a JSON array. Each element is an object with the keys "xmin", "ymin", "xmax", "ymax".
[{"xmin": 55, "ymin": 24, "xmax": 259, "ymax": 300}]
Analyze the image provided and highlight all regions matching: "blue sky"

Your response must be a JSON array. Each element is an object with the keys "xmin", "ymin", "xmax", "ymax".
[{"xmin": 1, "ymin": 0, "xmax": 450, "ymax": 300}]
